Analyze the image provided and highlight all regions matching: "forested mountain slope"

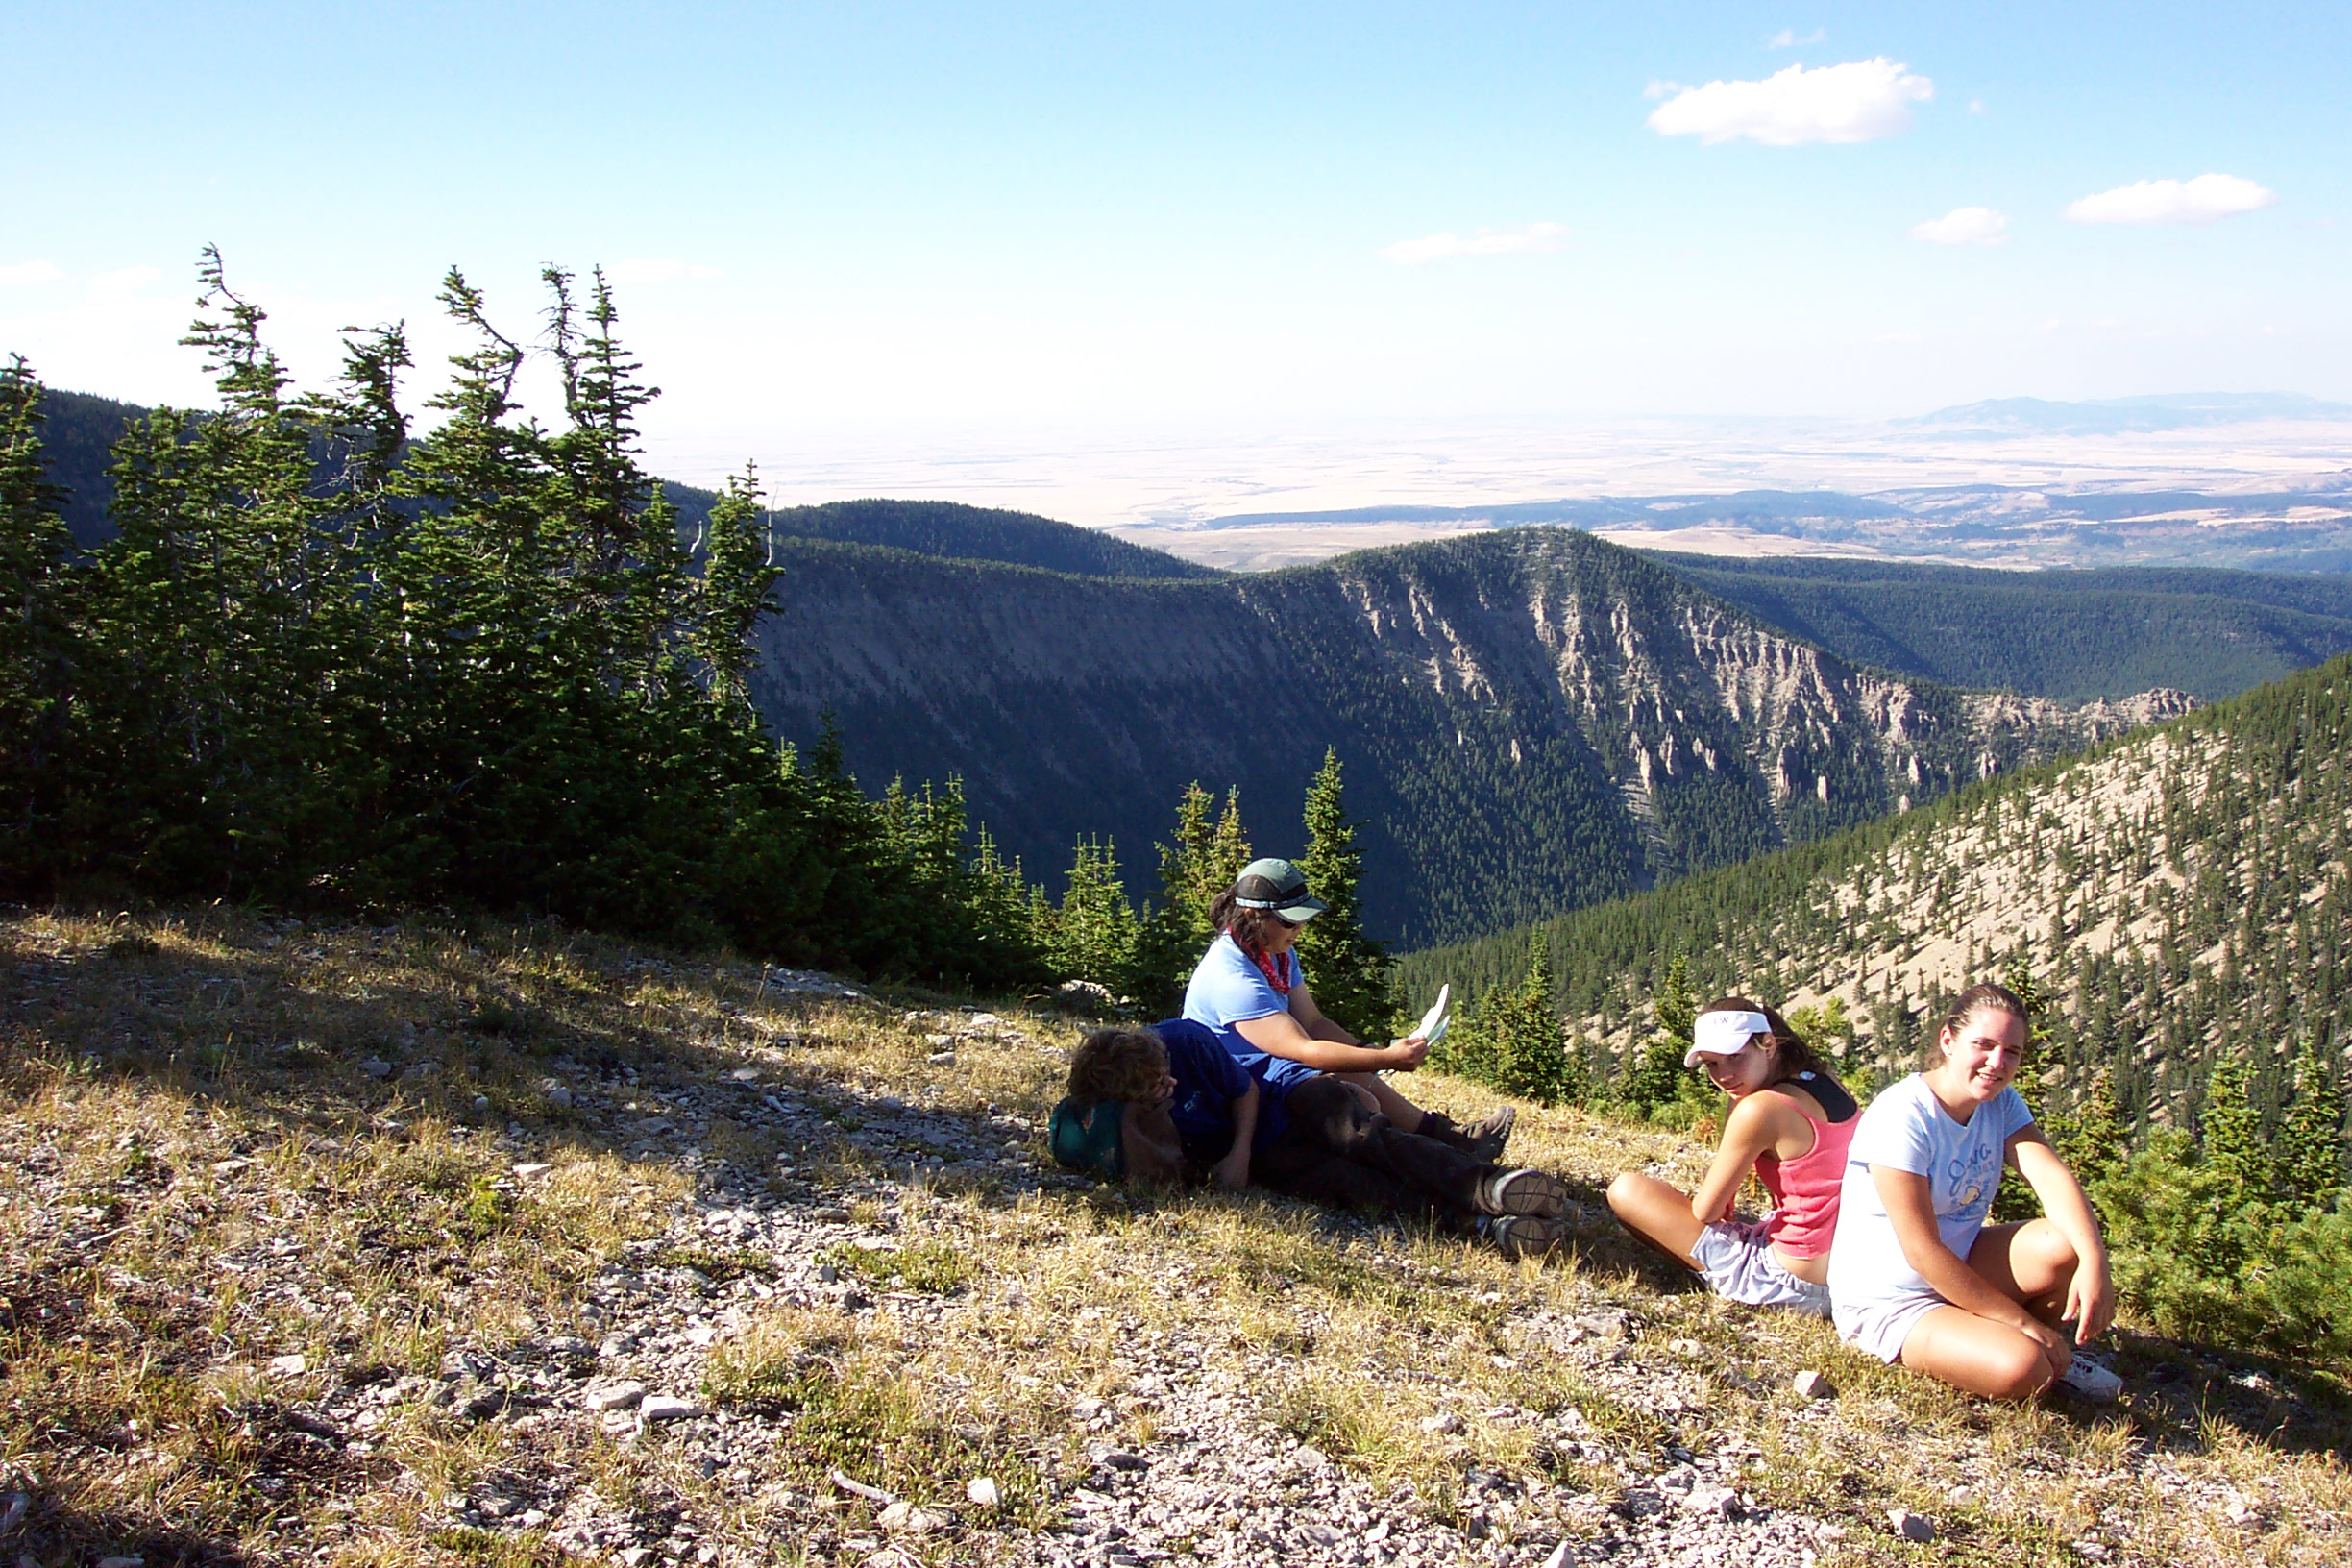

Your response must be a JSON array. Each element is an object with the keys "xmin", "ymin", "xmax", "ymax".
[
  {"xmin": 1649, "ymin": 551, "xmax": 2352, "ymax": 701},
  {"xmin": 751, "ymin": 528, "xmax": 2187, "ymax": 947},
  {"xmin": 1403, "ymin": 653, "xmax": 2352, "ymax": 1134}
]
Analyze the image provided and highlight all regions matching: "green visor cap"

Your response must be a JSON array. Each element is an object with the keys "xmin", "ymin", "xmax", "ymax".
[
  {"xmin": 1232, "ymin": 857, "xmax": 1328, "ymax": 923},
  {"xmin": 1048, "ymin": 1096, "xmax": 1126, "ymax": 1178}
]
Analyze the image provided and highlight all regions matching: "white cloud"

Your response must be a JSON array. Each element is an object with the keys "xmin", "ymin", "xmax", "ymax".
[
  {"xmin": 1382, "ymin": 222, "xmax": 1571, "ymax": 266},
  {"xmin": 1909, "ymin": 207, "xmax": 2009, "ymax": 246},
  {"xmin": 89, "ymin": 265, "xmax": 164, "ymax": 294},
  {"xmin": 1, "ymin": 260, "xmax": 66, "ymax": 286},
  {"xmin": 1766, "ymin": 28, "xmax": 1825, "ymax": 49},
  {"xmin": 1645, "ymin": 57, "xmax": 1932, "ymax": 146},
  {"xmin": 606, "ymin": 258, "xmax": 725, "ymax": 285},
  {"xmin": 2061, "ymin": 173, "xmax": 2277, "ymax": 226}
]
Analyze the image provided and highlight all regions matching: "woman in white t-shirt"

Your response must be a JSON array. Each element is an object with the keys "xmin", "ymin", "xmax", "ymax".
[{"xmin": 1827, "ymin": 983, "xmax": 2122, "ymax": 1401}]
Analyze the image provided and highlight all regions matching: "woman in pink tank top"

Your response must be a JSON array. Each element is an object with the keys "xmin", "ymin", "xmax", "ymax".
[{"xmin": 1606, "ymin": 995, "xmax": 1858, "ymax": 1315}]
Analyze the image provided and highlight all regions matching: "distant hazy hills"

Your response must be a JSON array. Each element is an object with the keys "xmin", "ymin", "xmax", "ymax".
[
  {"xmin": 1403, "ymin": 652, "xmax": 2352, "ymax": 1138},
  {"xmin": 1649, "ymin": 553, "xmax": 2352, "ymax": 703},
  {"xmin": 1901, "ymin": 391, "xmax": 2352, "ymax": 436},
  {"xmin": 750, "ymin": 527, "xmax": 2181, "ymax": 946}
]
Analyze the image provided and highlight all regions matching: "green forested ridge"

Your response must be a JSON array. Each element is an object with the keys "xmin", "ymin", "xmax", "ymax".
[
  {"xmin": 1404, "ymin": 652, "xmax": 2350, "ymax": 1115},
  {"xmin": 1405, "ymin": 653, "xmax": 2352, "ymax": 1357},
  {"xmin": 747, "ymin": 527, "xmax": 2154, "ymax": 948},
  {"xmin": 1650, "ymin": 551, "xmax": 2352, "ymax": 702},
  {"xmin": 756, "ymin": 497, "xmax": 1219, "ymax": 580}
]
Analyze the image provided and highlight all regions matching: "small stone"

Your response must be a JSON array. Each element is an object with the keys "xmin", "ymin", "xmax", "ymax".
[
  {"xmin": 403, "ymin": 1060, "xmax": 442, "ymax": 1078},
  {"xmin": 545, "ymin": 1086, "xmax": 575, "ymax": 1107},
  {"xmin": 268, "ymin": 1354, "xmax": 308, "ymax": 1377},
  {"xmin": 926, "ymin": 1050, "xmax": 956, "ymax": 1066},
  {"xmin": 1890, "ymin": 1508, "xmax": 1936, "ymax": 1543},
  {"xmin": 876, "ymin": 1500, "xmax": 939, "ymax": 1534},
  {"xmin": 359, "ymin": 1058, "xmax": 392, "ymax": 1078},
  {"xmin": 617, "ymin": 1551, "xmax": 652, "ymax": 1568},
  {"xmin": 210, "ymin": 1158, "xmax": 252, "ymax": 1175},
  {"xmin": 1294, "ymin": 1445, "xmax": 1328, "ymax": 1469},
  {"xmin": 1793, "ymin": 1369, "xmax": 1835, "ymax": 1400},
  {"xmin": 585, "ymin": 1381, "xmax": 648, "ymax": 1411},
  {"xmin": 1669, "ymin": 1336, "xmax": 1703, "ymax": 1356},
  {"xmin": 511, "ymin": 1162, "xmax": 551, "ymax": 1178},
  {"xmin": 639, "ymin": 1395, "xmax": 705, "ymax": 1422},
  {"xmin": 966, "ymin": 1477, "xmax": 1001, "ymax": 1508},
  {"xmin": 1682, "ymin": 1483, "xmax": 1738, "ymax": 1517},
  {"xmin": 730, "ymin": 1067, "xmax": 761, "ymax": 1081},
  {"xmin": 471, "ymin": 1095, "xmax": 491, "ymax": 1113},
  {"xmin": 817, "ymin": 1262, "xmax": 840, "ymax": 1284},
  {"xmin": 1420, "ymin": 1410, "xmax": 1463, "ymax": 1434},
  {"xmin": 1540, "ymin": 1545, "xmax": 1576, "ymax": 1568}
]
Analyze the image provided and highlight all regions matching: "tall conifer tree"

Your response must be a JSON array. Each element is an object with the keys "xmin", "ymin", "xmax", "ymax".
[{"xmin": 1296, "ymin": 747, "xmax": 1395, "ymax": 1041}]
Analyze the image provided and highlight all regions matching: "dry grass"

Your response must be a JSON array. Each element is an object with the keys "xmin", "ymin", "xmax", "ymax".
[{"xmin": 1, "ymin": 905, "xmax": 2344, "ymax": 1567}]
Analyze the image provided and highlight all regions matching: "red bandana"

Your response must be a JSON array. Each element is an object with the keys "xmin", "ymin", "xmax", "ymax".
[{"xmin": 1244, "ymin": 938, "xmax": 1293, "ymax": 996}]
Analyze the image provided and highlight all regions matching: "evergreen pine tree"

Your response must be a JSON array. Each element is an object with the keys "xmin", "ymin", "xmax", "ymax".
[
  {"xmin": 2278, "ymin": 1036, "xmax": 2347, "ymax": 1209},
  {"xmin": 1049, "ymin": 837, "xmax": 1139, "ymax": 995},
  {"xmin": 1132, "ymin": 782, "xmax": 1250, "ymax": 1013},
  {"xmin": 1295, "ymin": 747, "xmax": 1396, "ymax": 1042},
  {"xmin": 0, "ymin": 357, "xmax": 77, "ymax": 892},
  {"xmin": 1623, "ymin": 949, "xmax": 1696, "ymax": 1115}
]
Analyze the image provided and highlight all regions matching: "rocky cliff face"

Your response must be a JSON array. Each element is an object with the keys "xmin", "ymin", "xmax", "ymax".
[{"xmin": 751, "ymin": 530, "xmax": 2192, "ymax": 946}]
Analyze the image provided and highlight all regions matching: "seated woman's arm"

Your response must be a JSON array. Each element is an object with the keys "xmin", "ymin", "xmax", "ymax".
[
  {"xmin": 2010, "ymin": 1131, "xmax": 2115, "ymax": 1342},
  {"xmin": 1874, "ymin": 1165, "xmax": 2070, "ymax": 1359},
  {"xmin": 1210, "ymin": 1079, "xmax": 1259, "ymax": 1190},
  {"xmin": 1233, "ymin": 1007, "xmax": 1425, "ymax": 1072},
  {"xmin": 1686, "ymin": 1094, "xmax": 1788, "ymax": 1225}
]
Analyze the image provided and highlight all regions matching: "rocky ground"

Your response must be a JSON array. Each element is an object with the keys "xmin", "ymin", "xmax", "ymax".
[{"xmin": 1, "ymin": 910, "xmax": 2344, "ymax": 1568}]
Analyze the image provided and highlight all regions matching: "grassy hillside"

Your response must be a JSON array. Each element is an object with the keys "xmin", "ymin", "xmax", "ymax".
[
  {"xmin": 1401, "ymin": 652, "xmax": 2352, "ymax": 1143},
  {"xmin": 1650, "ymin": 552, "xmax": 2352, "ymax": 702},
  {"xmin": 5, "ymin": 905, "xmax": 2343, "ymax": 1567},
  {"xmin": 749, "ymin": 528, "xmax": 2161, "ymax": 947}
]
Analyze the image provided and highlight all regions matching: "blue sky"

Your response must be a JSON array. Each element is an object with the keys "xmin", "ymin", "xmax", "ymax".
[{"xmin": 6, "ymin": 2, "xmax": 2347, "ymax": 464}]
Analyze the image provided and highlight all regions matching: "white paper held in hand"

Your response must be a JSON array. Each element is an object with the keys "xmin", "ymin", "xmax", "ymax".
[{"xmin": 1413, "ymin": 985, "xmax": 1450, "ymax": 1048}]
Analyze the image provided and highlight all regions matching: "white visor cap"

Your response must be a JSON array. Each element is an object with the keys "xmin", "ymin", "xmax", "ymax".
[{"xmin": 1684, "ymin": 1009, "xmax": 1770, "ymax": 1068}]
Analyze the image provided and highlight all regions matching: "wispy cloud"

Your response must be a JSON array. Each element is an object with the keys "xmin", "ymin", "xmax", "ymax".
[
  {"xmin": 1909, "ymin": 207, "xmax": 2009, "ymax": 246},
  {"xmin": 605, "ymin": 258, "xmax": 725, "ymax": 285},
  {"xmin": 2062, "ymin": 174, "xmax": 2277, "ymax": 226},
  {"xmin": 1382, "ymin": 222, "xmax": 1571, "ymax": 266},
  {"xmin": 89, "ymin": 265, "xmax": 164, "ymax": 293},
  {"xmin": 1645, "ymin": 58, "xmax": 1932, "ymax": 146},
  {"xmin": 0, "ymin": 260, "xmax": 66, "ymax": 286},
  {"xmin": 1766, "ymin": 27, "xmax": 1825, "ymax": 49}
]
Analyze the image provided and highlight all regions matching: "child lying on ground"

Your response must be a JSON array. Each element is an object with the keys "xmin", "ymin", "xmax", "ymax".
[{"xmin": 1051, "ymin": 1020, "xmax": 1571, "ymax": 1258}]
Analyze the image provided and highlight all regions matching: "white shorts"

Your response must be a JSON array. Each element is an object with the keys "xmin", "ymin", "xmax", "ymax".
[
  {"xmin": 1832, "ymin": 1289, "xmax": 1947, "ymax": 1363},
  {"xmin": 1691, "ymin": 1217, "xmax": 1831, "ymax": 1316}
]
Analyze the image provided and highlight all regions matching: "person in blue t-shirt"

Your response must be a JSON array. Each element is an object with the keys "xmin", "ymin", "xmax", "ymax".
[{"xmin": 1179, "ymin": 859, "xmax": 1569, "ymax": 1256}]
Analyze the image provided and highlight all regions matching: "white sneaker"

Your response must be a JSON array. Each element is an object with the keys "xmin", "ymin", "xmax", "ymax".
[{"xmin": 2054, "ymin": 1353, "xmax": 2122, "ymax": 1403}]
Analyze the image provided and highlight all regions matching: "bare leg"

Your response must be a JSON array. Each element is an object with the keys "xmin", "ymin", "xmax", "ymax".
[
  {"xmin": 1604, "ymin": 1171, "xmax": 1706, "ymax": 1272},
  {"xmin": 1896, "ymin": 1307, "xmax": 2059, "ymax": 1400},
  {"xmin": 1893, "ymin": 1220, "xmax": 2086, "ymax": 1401}
]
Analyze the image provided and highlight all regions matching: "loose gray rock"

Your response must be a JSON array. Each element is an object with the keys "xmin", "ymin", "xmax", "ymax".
[
  {"xmin": 1891, "ymin": 1507, "xmax": 1937, "ymax": 1542},
  {"xmin": 1794, "ymin": 1369, "xmax": 1835, "ymax": 1400},
  {"xmin": 966, "ymin": 1477, "xmax": 1001, "ymax": 1508},
  {"xmin": 639, "ymin": 1395, "xmax": 706, "ymax": 1423},
  {"xmin": 585, "ymin": 1381, "xmax": 648, "ymax": 1411},
  {"xmin": 359, "ymin": 1058, "xmax": 392, "ymax": 1078}
]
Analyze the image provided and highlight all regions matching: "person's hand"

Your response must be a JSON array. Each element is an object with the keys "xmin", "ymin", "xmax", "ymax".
[
  {"xmin": 2063, "ymin": 1253, "xmax": 2116, "ymax": 1344},
  {"xmin": 2020, "ymin": 1313, "xmax": 2074, "ymax": 1375},
  {"xmin": 1384, "ymin": 1036, "xmax": 1430, "ymax": 1071},
  {"xmin": 1211, "ymin": 1149, "xmax": 1250, "ymax": 1190}
]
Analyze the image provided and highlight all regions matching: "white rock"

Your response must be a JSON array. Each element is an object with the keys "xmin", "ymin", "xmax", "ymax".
[
  {"xmin": 1683, "ymin": 1483, "xmax": 1738, "ymax": 1516},
  {"xmin": 1540, "ymin": 1545, "xmax": 1576, "ymax": 1568},
  {"xmin": 511, "ymin": 1162, "xmax": 551, "ymax": 1178},
  {"xmin": 730, "ymin": 1067, "xmax": 761, "ymax": 1082},
  {"xmin": 268, "ymin": 1354, "xmax": 308, "ymax": 1377},
  {"xmin": 639, "ymin": 1395, "xmax": 706, "ymax": 1422},
  {"xmin": 585, "ymin": 1381, "xmax": 648, "ymax": 1411},
  {"xmin": 1889, "ymin": 1508, "xmax": 1937, "ymax": 1542},
  {"xmin": 1420, "ymin": 1411, "xmax": 1463, "ymax": 1434},
  {"xmin": 1793, "ymin": 1369, "xmax": 1835, "ymax": 1400},
  {"xmin": 966, "ymin": 1477, "xmax": 1001, "ymax": 1508}
]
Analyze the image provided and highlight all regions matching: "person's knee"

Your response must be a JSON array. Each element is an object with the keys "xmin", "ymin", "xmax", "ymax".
[
  {"xmin": 1605, "ymin": 1171, "xmax": 1645, "ymax": 1219},
  {"xmin": 2030, "ymin": 1221, "xmax": 2080, "ymax": 1274},
  {"xmin": 1986, "ymin": 1340, "xmax": 2058, "ymax": 1402}
]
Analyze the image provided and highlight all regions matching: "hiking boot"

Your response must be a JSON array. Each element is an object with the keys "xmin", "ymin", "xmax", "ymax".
[
  {"xmin": 1477, "ymin": 1166, "xmax": 1569, "ymax": 1218},
  {"xmin": 1463, "ymin": 1106, "xmax": 1516, "ymax": 1164},
  {"xmin": 1484, "ymin": 1213, "xmax": 1568, "ymax": 1261},
  {"xmin": 2053, "ymin": 1353, "xmax": 2122, "ymax": 1403}
]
